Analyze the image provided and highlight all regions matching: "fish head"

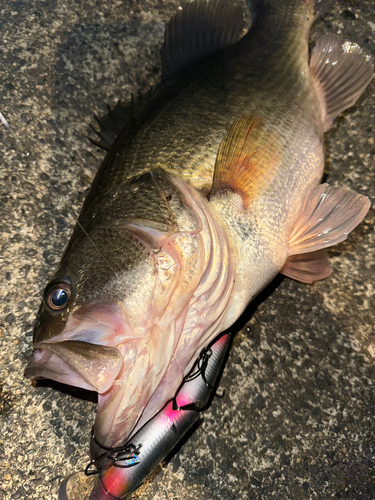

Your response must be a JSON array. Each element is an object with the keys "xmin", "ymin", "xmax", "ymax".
[
  {"xmin": 26, "ymin": 224, "xmax": 163, "ymax": 406},
  {"xmin": 25, "ymin": 169, "xmax": 227, "ymax": 451}
]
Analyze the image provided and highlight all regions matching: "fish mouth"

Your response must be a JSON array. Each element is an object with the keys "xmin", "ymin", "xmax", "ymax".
[
  {"xmin": 25, "ymin": 340, "xmax": 123, "ymax": 394},
  {"xmin": 24, "ymin": 304, "xmax": 157, "ymax": 448}
]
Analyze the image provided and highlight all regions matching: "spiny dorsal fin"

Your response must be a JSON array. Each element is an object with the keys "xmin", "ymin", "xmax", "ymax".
[
  {"xmin": 161, "ymin": 0, "xmax": 249, "ymax": 81},
  {"xmin": 89, "ymin": 92, "xmax": 151, "ymax": 151},
  {"xmin": 310, "ymin": 34, "xmax": 374, "ymax": 132},
  {"xmin": 210, "ymin": 114, "xmax": 280, "ymax": 206}
]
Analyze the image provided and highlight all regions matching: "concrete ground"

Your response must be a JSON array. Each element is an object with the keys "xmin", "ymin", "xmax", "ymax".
[{"xmin": 0, "ymin": 0, "xmax": 374, "ymax": 499}]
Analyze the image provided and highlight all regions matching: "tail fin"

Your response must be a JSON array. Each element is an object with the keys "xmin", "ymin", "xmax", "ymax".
[{"xmin": 310, "ymin": 34, "xmax": 374, "ymax": 131}]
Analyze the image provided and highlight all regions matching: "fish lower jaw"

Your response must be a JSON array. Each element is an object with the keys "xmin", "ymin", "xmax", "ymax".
[
  {"xmin": 24, "ymin": 347, "xmax": 97, "ymax": 392},
  {"xmin": 25, "ymin": 339, "xmax": 124, "ymax": 394}
]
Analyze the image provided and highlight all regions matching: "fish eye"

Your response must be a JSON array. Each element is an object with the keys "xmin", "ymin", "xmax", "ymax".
[{"xmin": 44, "ymin": 281, "xmax": 72, "ymax": 311}]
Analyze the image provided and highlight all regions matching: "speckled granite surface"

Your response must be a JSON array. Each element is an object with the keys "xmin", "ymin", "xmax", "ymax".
[{"xmin": 1, "ymin": 1, "xmax": 374, "ymax": 499}]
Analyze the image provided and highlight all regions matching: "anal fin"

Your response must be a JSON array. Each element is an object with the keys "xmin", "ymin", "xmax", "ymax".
[
  {"xmin": 310, "ymin": 34, "xmax": 374, "ymax": 132},
  {"xmin": 282, "ymin": 183, "xmax": 370, "ymax": 283}
]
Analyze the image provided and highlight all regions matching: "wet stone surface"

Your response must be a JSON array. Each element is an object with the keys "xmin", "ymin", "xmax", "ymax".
[{"xmin": 1, "ymin": 1, "xmax": 375, "ymax": 499}]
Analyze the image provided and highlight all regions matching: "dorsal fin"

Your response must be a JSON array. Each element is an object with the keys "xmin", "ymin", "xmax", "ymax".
[
  {"xmin": 89, "ymin": 92, "xmax": 151, "ymax": 151},
  {"xmin": 210, "ymin": 114, "xmax": 280, "ymax": 207},
  {"xmin": 90, "ymin": 100, "xmax": 133, "ymax": 151},
  {"xmin": 161, "ymin": 0, "xmax": 249, "ymax": 81},
  {"xmin": 90, "ymin": 0, "xmax": 250, "ymax": 151}
]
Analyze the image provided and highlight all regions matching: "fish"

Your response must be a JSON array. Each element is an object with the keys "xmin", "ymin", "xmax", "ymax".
[{"xmin": 24, "ymin": 0, "xmax": 373, "ymax": 491}]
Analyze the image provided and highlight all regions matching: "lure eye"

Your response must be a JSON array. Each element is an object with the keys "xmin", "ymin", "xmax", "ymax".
[{"xmin": 44, "ymin": 281, "xmax": 72, "ymax": 311}]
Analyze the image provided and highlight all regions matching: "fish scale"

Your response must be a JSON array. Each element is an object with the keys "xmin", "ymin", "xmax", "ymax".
[{"xmin": 24, "ymin": 0, "xmax": 373, "ymax": 496}]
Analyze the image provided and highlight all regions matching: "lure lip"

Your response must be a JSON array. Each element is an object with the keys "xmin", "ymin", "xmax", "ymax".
[{"xmin": 59, "ymin": 472, "xmax": 97, "ymax": 500}]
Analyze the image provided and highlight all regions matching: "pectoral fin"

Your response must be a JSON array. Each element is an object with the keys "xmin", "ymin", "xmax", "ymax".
[
  {"xmin": 210, "ymin": 115, "xmax": 280, "ymax": 206},
  {"xmin": 282, "ymin": 184, "xmax": 370, "ymax": 283}
]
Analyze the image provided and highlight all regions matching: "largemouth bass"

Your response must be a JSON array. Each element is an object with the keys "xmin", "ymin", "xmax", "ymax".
[{"xmin": 25, "ymin": 0, "xmax": 373, "ymax": 467}]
